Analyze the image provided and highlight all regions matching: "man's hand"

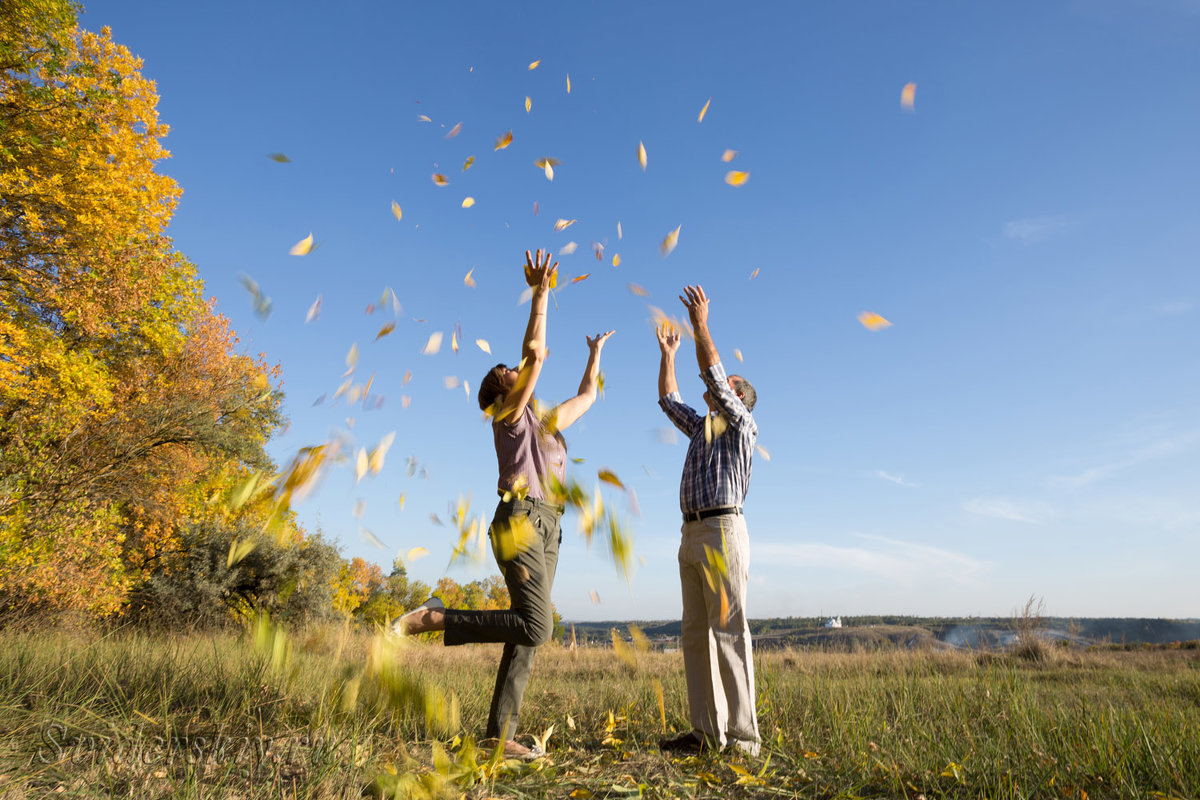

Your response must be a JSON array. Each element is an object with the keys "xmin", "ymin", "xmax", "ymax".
[
  {"xmin": 525, "ymin": 248, "xmax": 558, "ymax": 291},
  {"xmin": 656, "ymin": 323, "xmax": 681, "ymax": 355},
  {"xmin": 679, "ymin": 285, "xmax": 709, "ymax": 331},
  {"xmin": 587, "ymin": 330, "xmax": 615, "ymax": 353}
]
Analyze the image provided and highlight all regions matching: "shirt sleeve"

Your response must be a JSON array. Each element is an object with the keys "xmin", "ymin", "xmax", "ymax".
[
  {"xmin": 701, "ymin": 362, "xmax": 755, "ymax": 432},
  {"xmin": 658, "ymin": 391, "xmax": 703, "ymax": 437}
]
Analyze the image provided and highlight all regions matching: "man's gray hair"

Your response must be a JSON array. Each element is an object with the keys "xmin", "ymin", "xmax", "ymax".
[{"xmin": 732, "ymin": 377, "xmax": 756, "ymax": 412}]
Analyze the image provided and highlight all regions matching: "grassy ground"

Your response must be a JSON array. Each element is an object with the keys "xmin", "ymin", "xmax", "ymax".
[{"xmin": 0, "ymin": 622, "xmax": 1197, "ymax": 799}]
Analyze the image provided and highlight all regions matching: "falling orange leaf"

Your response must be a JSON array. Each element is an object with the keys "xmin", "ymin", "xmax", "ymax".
[
  {"xmin": 627, "ymin": 283, "xmax": 648, "ymax": 297},
  {"xmin": 698, "ymin": 97, "xmax": 711, "ymax": 122},
  {"xmin": 494, "ymin": 130, "xmax": 513, "ymax": 150},
  {"xmin": 571, "ymin": 273, "xmax": 590, "ymax": 283},
  {"xmin": 755, "ymin": 444, "xmax": 771, "ymax": 461},
  {"xmin": 901, "ymin": 82, "xmax": 916, "ymax": 111},
  {"xmin": 417, "ymin": 114, "xmax": 431, "ymax": 122},
  {"xmin": 462, "ymin": 156, "xmax": 475, "ymax": 171},
  {"xmin": 528, "ymin": 59, "xmax": 541, "ymax": 70},
  {"xmin": 289, "ymin": 232, "xmax": 314, "ymax": 256},
  {"xmin": 554, "ymin": 218, "xmax": 577, "ymax": 232},
  {"xmin": 432, "ymin": 173, "xmax": 448, "ymax": 186},
  {"xmin": 734, "ymin": 348, "xmax": 743, "ymax": 362},
  {"xmin": 451, "ymin": 331, "xmax": 459, "ymax": 354},
  {"xmin": 612, "ymin": 254, "xmax": 621, "ymax": 267},
  {"xmin": 725, "ymin": 170, "xmax": 750, "ymax": 187},
  {"xmin": 462, "ymin": 196, "xmax": 475, "ymax": 208},
  {"xmin": 476, "ymin": 339, "xmax": 491, "ymax": 354},
  {"xmin": 858, "ymin": 311, "xmax": 893, "ymax": 331},
  {"xmin": 445, "ymin": 121, "xmax": 463, "ymax": 139},
  {"xmin": 598, "ymin": 469, "xmax": 626, "ymax": 490},
  {"xmin": 406, "ymin": 546, "xmax": 428, "ymax": 563},
  {"xmin": 376, "ymin": 322, "xmax": 396, "ymax": 340},
  {"xmin": 390, "ymin": 201, "xmax": 402, "ymax": 221},
  {"xmin": 464, "ymin": 268, "xmax": 476, "ymax": 287},
  {"xmin": 589, "ymin": 590, "xmax": 600, "ymax": 605},
  {"xmin": 525, "ymin": 96, "xmax": 532, "ymax": 113},
  {"xmin": 750, "ymin": 268, "xmax": 760, "ymax": 280},
  {"xmin": 566, "ymin": 73, "xmax": 571, "ymax": 93},
  {"xmin": 660, "ymin": 225, "xmax": 681, "ymax": 257},
  {"xmin": 722, "ymin": 149, "xmax": 737, "ymax": 163},
  {"xmin": 422, "ymin": 332, "xmax": 444, "ymax": 354},
  {"xmin": 637, "ymin": 141, "xmax": 647, "ymax": 171},
  {"xmin": 402, "ymin": 370, "xmax": 412, "ymax": 386}
]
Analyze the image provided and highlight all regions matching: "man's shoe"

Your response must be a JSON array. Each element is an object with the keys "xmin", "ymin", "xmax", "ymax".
[
  {"xmin": 658, "ymin": 730, "xmax": 707, "ymax": 753},
  {"xmin": 390, "ymin": 596, "xmax": 444, "ymax": 636}
]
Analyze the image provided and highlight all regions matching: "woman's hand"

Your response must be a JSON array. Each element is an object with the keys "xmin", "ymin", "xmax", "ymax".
[
  {"xmin": 525, "ymin": 248, "xmax": 558, "ymax": 291},
  {"xmin": 656, "ymin": 323, "xmax": 681, "ymax": 356},
  {"xmin": 587, "ymin": 330, "xmax": 614, "ymax": 354}
]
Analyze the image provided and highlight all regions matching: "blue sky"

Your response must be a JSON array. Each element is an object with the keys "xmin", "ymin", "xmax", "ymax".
[{"xmin": 83, "ymin": 1, "xmax": 1200, "ymax": 619}]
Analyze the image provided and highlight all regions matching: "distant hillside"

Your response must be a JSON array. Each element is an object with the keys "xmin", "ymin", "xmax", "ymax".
[{"xmin": 564, "ymin": 617, "xmax": 1200, "ymax": 651}]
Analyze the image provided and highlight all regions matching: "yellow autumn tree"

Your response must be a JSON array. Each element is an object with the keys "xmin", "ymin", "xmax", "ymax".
[{"xmin": 0, "ymin": 3, "xmax": 286, "ymax": 616}]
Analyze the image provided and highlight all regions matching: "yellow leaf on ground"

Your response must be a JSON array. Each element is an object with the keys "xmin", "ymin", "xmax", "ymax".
[
  {"xmin": 289, "ymin": 232, "xmax": 314, "ymax": 256},
  {"xmin": 857, "ymin": 311, "xmax": 893, "ymax": 331},
  {"xmin": 698, "ymin": 97, "xmax": 711, "ymax": 122},
  {"xmin": 494, "ymin": 130, "xmax": 513, "ymax": 150},
  {"xmin": 660, "ymin": 225, "xmax": 681, "ymax": 257},
  {"xmin": 725, "ymin": 170, "xmax": 750, "ymax": 187},
  {"xmin": 390, "ymin": 201, "xmax": 402, "ymax": 220}
]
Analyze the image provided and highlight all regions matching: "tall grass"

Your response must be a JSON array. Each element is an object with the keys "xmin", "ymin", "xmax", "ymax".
[{"xmin": 1, "ymin": 624, "xmax": 1197, "ymax": 798}]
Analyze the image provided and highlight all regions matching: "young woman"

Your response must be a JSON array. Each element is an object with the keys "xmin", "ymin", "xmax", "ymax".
[{"xmin": 396, "ymin": 248, "xmax": 613, "ymax": 759}]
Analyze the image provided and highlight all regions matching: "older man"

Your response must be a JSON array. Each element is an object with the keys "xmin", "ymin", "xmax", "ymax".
[{"xmin": 656, "ymin": 285, "xmax": 761, "ymax": 756}]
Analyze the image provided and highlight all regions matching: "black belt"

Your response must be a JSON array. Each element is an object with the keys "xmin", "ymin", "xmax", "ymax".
[
  {"xmin": 498, "ymin": 491, "xmax": 564, "ymax": 514},
  {"xmin": 683, "ymin": 506, "xmax": 742, "ymax": 523}
]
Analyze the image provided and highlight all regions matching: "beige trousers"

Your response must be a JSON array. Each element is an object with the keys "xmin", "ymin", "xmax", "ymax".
[{"xmin": 678, "ymin": 513, "xmax": 760, "ymax": 754}]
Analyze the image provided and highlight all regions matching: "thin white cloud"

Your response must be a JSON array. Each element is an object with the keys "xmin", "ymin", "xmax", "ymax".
[
  {"xmin": 756, "ymin": 534, "xmax": 984, "ymax": 586},
  {"xmin": 1002, "ymin": 216, "xmax": 1071, "ymax": 244},
  {"xmin": 962, "ymin": 497, "xmax": 1048, "ymax": 523},
  {"xmin": 874, "ymin": 469, "xmax": 919, "ymax": 488},
  {"xmin": 1049, "ymin": 431, "xmax": 1200, "ymax": 489}
]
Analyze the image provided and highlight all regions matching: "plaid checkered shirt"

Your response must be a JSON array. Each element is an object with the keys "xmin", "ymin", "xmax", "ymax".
[{"xmin": 658, "ymin": 362, "xmax": 757, "ymax": 514}]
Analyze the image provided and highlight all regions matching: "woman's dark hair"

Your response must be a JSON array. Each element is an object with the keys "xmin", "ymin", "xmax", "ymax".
[{"xmin": 477, "ymin": 363, "xmax": 509, "ymax": 412}]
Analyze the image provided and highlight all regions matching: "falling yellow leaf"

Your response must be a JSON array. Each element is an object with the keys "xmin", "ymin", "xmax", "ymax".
[
  {"xmin": 559, "ymin": 241, "xmax": 578, "ymax": 255},
  {"xmin": 571, "ymin": 273, "xmax": 590, "ymax": 284},
  {"xmin": 554, "ymin": 218, "xmax": 577, "ymax": 231},
  {"xmin": 368, "ymin": 432, "xmax": 395, "ymax": 475},
  {"xmin": 598, "ymin": 469, "xmax": 626, "ymax": 491},
  {"xmin": 461, "ymin": 196, "xmax": 475, "ymax": 208},
  {"xmin": 476, "ymin": 338, "xmax": 491, "ymax": 354},
  {"xmin": 725, "ymin": 170, "xmax": 750, "ymax": 187},
  {"xmin": 390, "ymin": 201, "xmax": 402, "ymax": 221},
  {"xmin": 432, "ymin": 173, "xmax": 448, "ymax": 186},
  {"xmin": 719, "ymin": 583, "xmax": 730, "ymax": 626},
  {"xmin": 406, "ymin": 546, "xmax": 428, "ymax": 563},
  {"xmin": 494, "ymin": 130, "xmax": 513, "ymax": 150},
  {"xmin": 417, "ymin": 114, "xmax": 431, "ymax": 122},
  {"xmin": 398, "ymin": 493, "xmax": 406, "ymax": 510},
  {"xmin": 464, "ymin": 268, "xmax": 476, "ymax": 287},
  {"xmin": 544, "ymin": 162, "xmax": 554, "ymax": 181},
  {"xmin": 227, "ymin": 537, "xmax": 257, "ymax": 568},
  {"xmin": 355, "ymin": 448, "xmax": 368, "ymax": 483},
  {"xmin": 289, "ymin": 232, "xmax": 314, "ymax": 256},
  {"xmin": 722, "ymin": 148, "xmax": 737, "ymax": 162},
  {"xmin": 901, "ymin": 82, "xmax": 916, "ymax": 111},
  {"xmin": 525, "ymin": 96, "xmax": 532, "ymax": 113},
  {"xmin": 750, "ymin": 267, "xmax": 760, "ymax": 280},
  {"xmin": 403, "ymin": 370, "xmax": 412, "ymax": 386},
  {"xmin": 755, "ymin": 444, "xmax": 771, "ymax": 461},
  {"xmin": 344, "ymin": 342, "xmax": 359, "ymax": 375},
  {"xmin": 617, "ymin": 221, "xmax": 623, "ymax": 239},
  {"xmin": 627, "ymin": 283, "xmax": 648, "ymax": 297},
  {"xmin": 734, "ymin": 348, "xmax": 743, "ymax": 362},
  {"xmin": 589, "ymin": 590, "xmax": 600, "ymax": 605},
  {"xmin": 267, "ymin": 152, "xmax": 291, "ymax": 163},
  {"xmin": 637, "ymin": 141, "xmax": 647, "ymax": 171},
  {"xmin": 376, "ymin": 321, "xmax": 396, "ymax": 340},
  {"xmin": 451, "ymin": 330, "xmax": 459, "ymax": 354},
  {"xmin": 422, "ymin": 331, "xmax": 444, "ymax": 354},
  {"xmin": 858, "ymin": 311, "xmax": 893, "ymax": 331},
  {"xmin": 566, "ymin": 73, "xmax": 571, "ymax": 93},
  {"xmin": 462, "ymin": 155, "xmax": 474, "ymax": 171},
  {"xmin": 660, "ymin": 225, "xmax": 681, "ymax": 257},
  {"xmin": 361, "ymin": 527, "xmax": 386, "ymax": 549},
  {"xmin": 612, "ymin": 254, "xmax": 621, "ymax": 267},
  {"xmin": 445, "ymin": 121, "xmax": 462, "ymax": 139},
  {"xmin": 698, "ymin": 97, "xmax": 711, "ymax": 122}
]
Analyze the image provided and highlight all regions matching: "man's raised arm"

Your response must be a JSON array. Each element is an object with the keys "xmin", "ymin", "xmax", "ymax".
[{"xmin": 680, "ymin": 285, "xmax": 720, "ymax": 371}]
